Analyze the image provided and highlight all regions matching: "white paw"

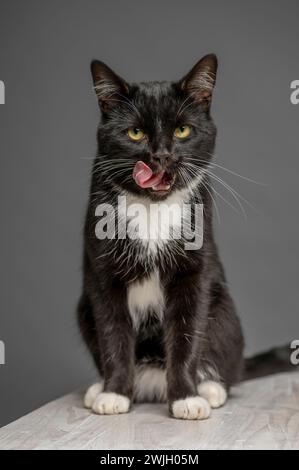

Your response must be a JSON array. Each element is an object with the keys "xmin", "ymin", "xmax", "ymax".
[
  {"xmin": 92, "ymin": 392, "xmax": 130, "ymax": 415},
  {"xmin": 84, "ymin": 382, "xmax": 104, "ymax": 409},
  {"xmin": 197, "ymin": 381, "xmax": 227, "ymax": 409},
  {"xmin": 172, "ymin": 396, "xmax": 211, "ymax": 420}
]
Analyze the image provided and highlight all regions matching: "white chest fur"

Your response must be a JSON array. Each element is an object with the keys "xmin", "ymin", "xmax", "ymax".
[
  {"xmin": 127, "ymin": 270, "xmax": 165, "ymax": 330},
  {"xmin": 120, "ymin": 188, "xmax": 192, "ymax": 258},
  {"xmin": 123, "ymin": 182, "xmax": 201, "ymax": 329}
]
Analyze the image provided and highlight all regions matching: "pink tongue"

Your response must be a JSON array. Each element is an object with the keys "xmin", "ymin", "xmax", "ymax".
[{"xmin": 133, "ymin": 161, "xmax": 165, "ymax": 189}]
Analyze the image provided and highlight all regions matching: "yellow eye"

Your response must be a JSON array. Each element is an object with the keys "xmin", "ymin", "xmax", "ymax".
[
  {"xmin": 127, "ymin": 127, "xmax": 145, "ymax": 141},
  {"xmin": 174, "ymin": 125, "xmax": 191, "ymax": 139}
]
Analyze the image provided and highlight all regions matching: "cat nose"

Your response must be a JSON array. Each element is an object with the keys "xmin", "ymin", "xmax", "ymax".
[{"xmin": 152, "ymin": 153, "xmax": 171, "ymax": 167}]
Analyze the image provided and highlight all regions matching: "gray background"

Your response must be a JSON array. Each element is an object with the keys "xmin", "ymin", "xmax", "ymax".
[{"xmin": 0, "ymin": 0, "xmax": 298, "ymax": 427}]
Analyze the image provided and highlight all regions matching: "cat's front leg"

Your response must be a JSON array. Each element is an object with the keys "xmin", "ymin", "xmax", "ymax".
[
  {"xmin": 165, "ymin": 273, "xmax": 211, "ymax": 420},
  {"xmin": 87, "ymin": 285, "xmax": 135, "ymax": 415}
]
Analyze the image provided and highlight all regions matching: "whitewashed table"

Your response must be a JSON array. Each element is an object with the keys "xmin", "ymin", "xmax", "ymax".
[{"xmin": 0, "ymin": 372, "xmax": 298, "ymax": 450}]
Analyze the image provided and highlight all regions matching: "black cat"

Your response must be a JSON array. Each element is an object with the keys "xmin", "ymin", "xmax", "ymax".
[{"xmin": 77, "ymin": 55, "xmax": 292, "ymax": 420}]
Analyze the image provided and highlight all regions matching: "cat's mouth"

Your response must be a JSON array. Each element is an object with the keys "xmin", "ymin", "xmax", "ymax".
[{"xmin": 133, "ymin": 161, "xmax": 175, "ymax": 192}]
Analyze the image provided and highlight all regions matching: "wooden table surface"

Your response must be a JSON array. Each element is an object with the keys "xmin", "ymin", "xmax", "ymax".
[{"xmin": 0, "ymin": 372, "xmax": 298, "ymax": 450}]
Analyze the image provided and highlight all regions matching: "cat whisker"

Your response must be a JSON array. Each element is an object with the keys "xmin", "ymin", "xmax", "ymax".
[
  {"xmin": 184, "ymin": 154, "xmax": 265, "ymax": 186},
  {"xmin": 176, "ymin": 94, "xmax": 193, "ymax": 119},
  {"xmin": 182, "ymin": 159, "xmax": 258, "ymax": 219},
  {"xmin": 98, "ymin": 92, "xmax": 141, "ymax": 117},
  {"xmin": 180, "ymin": 163, "xmax": 220, "ymax": 222},
  {"xmin": 181, "ymin": 161, "xmax": 244, "ymax": 218},
  {"xmin": 113, "ymin": 91, "xmax": 142, "ymax": 118},
  {"xmin": 203, "ymin": 168, "xmax": 255, "ymax": 219}
]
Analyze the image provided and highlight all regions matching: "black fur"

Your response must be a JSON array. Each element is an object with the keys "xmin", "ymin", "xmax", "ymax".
[{"xmin": 78, "ymin": 55, "xmax": 246, "ymax": 414}]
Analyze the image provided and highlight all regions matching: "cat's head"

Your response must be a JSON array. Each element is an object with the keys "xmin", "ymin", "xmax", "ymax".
[{"xmin": 91, "ymin": 55, "xmax": 217, "ymax": 199}]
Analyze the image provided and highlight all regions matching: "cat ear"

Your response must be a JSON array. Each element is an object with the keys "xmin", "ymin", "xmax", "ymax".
[
  {"xmin": 180, "ymin": 54, "xmax": 218, "ymax": 110},
  {"xmin": 90, "ymin": 60, "xmax": 129, "ymax": 112}
]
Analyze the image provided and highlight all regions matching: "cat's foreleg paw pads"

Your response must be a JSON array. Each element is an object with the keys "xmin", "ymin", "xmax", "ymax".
[
  {"xmin": 84, "ymin": 383, "xmax": 104, "ymax": 409},
  {"xmin": 197, "ymin": 381, "xmax": 227, "ymax": 409},
  {"xmin": 92, "ymin": 392, "xmax": 131, "ymax": 415},
  {"xmin": 171, "ymin": 396, "xmax": 211, "ymax": 420}
]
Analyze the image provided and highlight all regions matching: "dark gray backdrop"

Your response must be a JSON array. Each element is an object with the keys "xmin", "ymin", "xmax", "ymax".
[{"xmin": 0, "ymin": 0, "xmax": 298, "ymax": 427}]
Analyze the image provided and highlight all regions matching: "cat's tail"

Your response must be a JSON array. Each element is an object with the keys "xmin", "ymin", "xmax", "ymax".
[{"xmin": 243, "ymin": 344, "xmax": 298, "ymax": 381}]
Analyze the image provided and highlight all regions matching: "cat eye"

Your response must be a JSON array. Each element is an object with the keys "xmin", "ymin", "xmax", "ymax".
[
  {"xmin": 127, "ymin": 127, "xmax": 145, "ymax": 142},
  {"xmin": 174, "ymin": 125, "xmax": 191, "ymax": 139}
]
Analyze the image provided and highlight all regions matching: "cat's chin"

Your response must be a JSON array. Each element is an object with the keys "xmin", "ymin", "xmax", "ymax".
[
  {"xmin": 148, "ymin": 187, "xmax": 174, "ymax": 200},
  {"xmin": 145, "ymin": 173, "xmax": 177, "ymax": 199},
  {"xmin": 121, "ymin": 176, "xmax": 177, "ymax": 200}
]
